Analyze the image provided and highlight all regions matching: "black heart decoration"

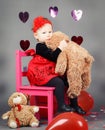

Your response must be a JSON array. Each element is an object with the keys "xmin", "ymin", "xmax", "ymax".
[
  {"xmin": 19, "ymin": 12, "xmax": 29, "ymax": 23},
  {"xmin": 20, "ymin": 40, "xmax": 30, "ymax": 51}
]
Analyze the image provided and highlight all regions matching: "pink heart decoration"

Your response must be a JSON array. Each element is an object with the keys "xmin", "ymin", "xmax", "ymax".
[
  {"xmin": 20, "ymin": 40, "xmax": 30, "ymax": 51},
  {"xmin": 71, "ymin": 10, "xmax": 83, "ymax": 21},
  {"xmin": 49, "ymin": 6, "xmax": 58, "ymax": 18},
  {"xmin": 19, "ymin": 12, "xmax": 29, "ymax": 23},
  {"xmin": 71, "ymin": 36, "xmax": 83, "ymax": 45}
]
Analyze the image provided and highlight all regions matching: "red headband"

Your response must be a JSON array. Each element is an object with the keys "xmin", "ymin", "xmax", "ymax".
[{"xmin": 32, "ymin": 16, "xmax": 52, "ymax": 32}]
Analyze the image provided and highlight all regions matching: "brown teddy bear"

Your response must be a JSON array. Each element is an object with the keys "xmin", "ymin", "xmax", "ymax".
[
  {"xmin": 46, "ymin": 31, "xmax": 94, "ymax": 98},
  {"xmin": 1, "ymin": 92, "xmax": 39, "ymax": 128}
]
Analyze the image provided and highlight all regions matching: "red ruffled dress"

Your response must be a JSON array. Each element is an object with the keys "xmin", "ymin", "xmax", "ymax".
[{"xmin": 27, "ymin": 54, "xmax": 58, "ymax": 86}]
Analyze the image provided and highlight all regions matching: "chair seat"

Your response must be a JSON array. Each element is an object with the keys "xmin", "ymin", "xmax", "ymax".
[
  {"xmin": 19, "ymin": 86, "xmax": 55, "ymax": 90},
  {"xmin": 19, "ymin": 86, "xmax": 55, "ymax": 96}
]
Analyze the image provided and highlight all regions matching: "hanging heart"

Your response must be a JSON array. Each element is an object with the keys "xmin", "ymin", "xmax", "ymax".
[
  {"xmin": 71, "ymin": 10, "xmax": 83, "ymax": 21},
  {"xmin": 49, "ymin": 6, "xmax": 58, "ymax": 18},
  {"xmin": 71, "ymin": 36, "xmax": 83, "ymax": 45},
  {"xmin": 20, "ymin": 40, "xmax": 30, "ymax": 51},
  {"xmin": 19, "ymin": 12, "xmax": 29, "ymax": 23}
]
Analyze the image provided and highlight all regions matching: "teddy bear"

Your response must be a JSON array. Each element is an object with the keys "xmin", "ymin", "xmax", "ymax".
[
  {"xmin": 1, "ymin": 92, "xmax": 39, "ymax": 128},
  {"xmin": 45, "ymin": 31, "xmax": 94, "ymax": 98}
]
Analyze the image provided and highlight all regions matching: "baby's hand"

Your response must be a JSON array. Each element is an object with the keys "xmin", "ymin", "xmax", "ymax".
[{"xmin": 58, "ymin": 40, "xmax": 68, "ymax": 51}]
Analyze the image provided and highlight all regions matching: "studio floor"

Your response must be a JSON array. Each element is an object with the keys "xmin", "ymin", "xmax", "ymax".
[{"xmin": 1, "ymin": 110, "xmax": 105, "ymax": 130}]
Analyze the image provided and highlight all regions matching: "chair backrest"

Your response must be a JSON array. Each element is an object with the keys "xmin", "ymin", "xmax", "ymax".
[
  {"xmin": 16, "ymin": 50, "xmax": 55, "ymax": 90},
  {"xmin": 16, "ymin": 50, "xmax": 30, "ymax": 91}
]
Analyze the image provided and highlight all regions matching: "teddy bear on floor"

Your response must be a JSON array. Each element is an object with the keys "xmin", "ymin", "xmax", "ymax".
[
  {"xmin": 1, "ymin": 92, "xmax": 39, "ymax": 128},
  {"xmin": 46, "ymin": 31, "xmax": 94, "ymax": 98}
]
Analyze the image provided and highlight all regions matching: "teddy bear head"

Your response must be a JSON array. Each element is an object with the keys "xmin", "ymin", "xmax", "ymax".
[
  {"xmin": 46, "ymin": 31, "xmax": 70, "ymax": 50},
  {"xmin": 8, "ymin": 92, "xmax": 28, "ymax": 107}
]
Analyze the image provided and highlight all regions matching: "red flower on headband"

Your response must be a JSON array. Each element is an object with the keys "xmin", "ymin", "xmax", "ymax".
[{"xmin": 32, "ymin": 16, "xmax": 52, "ymax": 32}]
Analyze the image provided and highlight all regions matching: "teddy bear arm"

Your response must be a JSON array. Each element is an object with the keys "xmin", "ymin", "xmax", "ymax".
[
  {"xmin": 28, "ymin": 106, "xmax": 39, "ymax": 113},
  {"xmin": 2, "ymin": 111, "xmax": 11, "ymax": 120},
  {"xmin": 55, "ymin": 52, "xmax": 67, "ymax": 75}
]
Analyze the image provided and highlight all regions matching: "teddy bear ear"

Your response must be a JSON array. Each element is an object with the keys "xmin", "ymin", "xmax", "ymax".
[
  {"xmin": 23, "ymin": 94, "xmax": 30, "ymax": 102},
  {"xmin": 23, "ymin": 94, "xmax": 29, "ymax": 99}
]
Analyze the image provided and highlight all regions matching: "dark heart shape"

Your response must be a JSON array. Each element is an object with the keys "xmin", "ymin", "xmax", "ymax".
[
  {"xmin": 71, "ymin": 36, "xmax": 83, "ymax": 45},
  {"xmin": 20, "ymin": 40, "xmax": 30, "ymax": 51},
  {"xmin": 19, "ymin": 12, "xmax": 29, "ymax": 23}
]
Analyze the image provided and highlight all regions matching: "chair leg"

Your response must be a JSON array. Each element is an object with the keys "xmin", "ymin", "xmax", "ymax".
[
  {"xmin": 48, "ymin": 91, "xmax": 54, "ymax": 124},
  {"xmin": 30, "ymin": 96, "xmax": 37, "ymax": 105}
]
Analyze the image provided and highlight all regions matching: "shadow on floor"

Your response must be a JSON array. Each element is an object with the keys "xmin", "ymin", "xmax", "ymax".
[{"xmin": 1, "ymin": 110, "xmax": 105, "ymax": 130}]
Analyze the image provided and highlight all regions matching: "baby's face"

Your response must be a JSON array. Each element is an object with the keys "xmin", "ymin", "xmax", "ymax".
[{"xmin": 34, "ymin": 23, "xmax": 53, "ymax": 42}]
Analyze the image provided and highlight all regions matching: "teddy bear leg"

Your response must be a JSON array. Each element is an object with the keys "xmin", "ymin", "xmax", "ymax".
[
  {"xmin": 8, "ymin": 120, "xmax": 17, "ymax": 128},
  {"xmin": 30, "ymin": 117, "xmax": 39, "ymax": 127}
]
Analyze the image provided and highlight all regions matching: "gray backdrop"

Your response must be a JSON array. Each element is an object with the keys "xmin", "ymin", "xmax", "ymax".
[{"xmin": 0, "ymin": 0, "xmax": 105, "ymax": 121}]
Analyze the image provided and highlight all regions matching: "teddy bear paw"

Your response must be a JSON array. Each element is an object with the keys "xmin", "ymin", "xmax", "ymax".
[
  {"xmin": 33, "ymin": 107, "xmax": 39, "ymax": 112},
  {"xmin": 2, "ymin": 115, "xmax": 8, "ymax": 120},
  {"xmin": 31, "ymin": 122, "xmax": 39, "ymax": 127},
  {"xmin": 9, "ymin": 121, "xmax": 17, "ymax": 128}
]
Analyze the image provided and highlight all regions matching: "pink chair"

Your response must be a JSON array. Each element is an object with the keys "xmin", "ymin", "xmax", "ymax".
[{"xmin": 16, "ymin": 50, "xmax": 55, "ymax": 124}]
